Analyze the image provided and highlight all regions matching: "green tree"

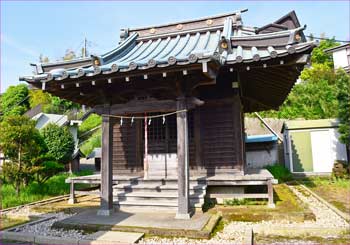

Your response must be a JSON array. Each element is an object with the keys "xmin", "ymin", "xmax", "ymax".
[
  {"xmin": 51, "ymin": 96, "xmax": 79, "ymax": 112},
  {"xmin": 30, "ymin": 52, "xmax": 80, "ymax": 114},
  {"xmin": 41, "ymin": 123, "xmax": 75, "ymax": 164},
  {"xmin": 309, "ymin": 38, "xmax": 339, "ymax": 67},
  {"xmin": 0, "ymin": 116, "xmax": 45, "ymax": 195},
  {"xmin": 29, "ymin": 89, "xmax": 52, "ymax": 108},
  {"xmin": 256, "ymin": 39, "xmax": 341, "ymax": 119},
  {"xmin": 63, "ymin": 49, "xmax": 76, "ymax": 61},
  {"xmin": 34, "ymin": 159, "xmax": 65, "ymax": 184},
  {"xmin": 335, "ymin": 69, "xmax": 350, "ymax": 160},
  {"xmin": 0, "ymin": 84, "xmax": 29, "ymax": 117}
]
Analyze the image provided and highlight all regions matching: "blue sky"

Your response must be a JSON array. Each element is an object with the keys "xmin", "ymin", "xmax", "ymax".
[{"xmin": 1, "ymin": 1, "xmax": 349, "ymax": 93}]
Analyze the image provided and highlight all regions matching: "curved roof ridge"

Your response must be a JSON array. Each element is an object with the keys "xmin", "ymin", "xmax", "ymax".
[
  {"xmin": 128, "ymin": 9, "xmax": 248, "ymax": 32},
  {"xmin": 100, "ymin": 32, "xmax": 138, "ymax": 64}
]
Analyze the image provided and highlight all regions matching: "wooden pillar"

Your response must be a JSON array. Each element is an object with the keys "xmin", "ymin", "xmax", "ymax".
[
  {"xmin": 233, "ymin": 89, "xmax": 245, "ymax": 174},
  {"xmin": 97, "ymin": 114, "xmax": 114, "ymax": 216},
  {"xmin": 135, "ymin": 119, "xmax": 142, "ymax": 173},
  {"xmin": 194, "ymin": 108, "xmax": 202, "ymax": 168},
  {"xmin": 175, "ymin": 96, "xmax": 191, "ymax": 219}
]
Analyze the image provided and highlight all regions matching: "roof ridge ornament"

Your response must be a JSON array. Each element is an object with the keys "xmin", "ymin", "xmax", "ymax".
[{"xmin": 120, "ymin": 28, "xmax": 129, "ymax": 42}]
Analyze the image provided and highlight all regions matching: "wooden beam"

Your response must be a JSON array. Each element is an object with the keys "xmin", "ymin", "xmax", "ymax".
[
  {"xmin": 94, "ymin": 97, "xmax": 204, "ymax": 115},
  {"xmin": 202, "ymin": 61, "xmax": 217, "ymax": 80}
]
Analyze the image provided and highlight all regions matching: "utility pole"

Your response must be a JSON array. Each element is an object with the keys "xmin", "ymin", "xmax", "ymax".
[{"xmin": 83, "ymin": 37, "xmax": 87, "ymax": 58}]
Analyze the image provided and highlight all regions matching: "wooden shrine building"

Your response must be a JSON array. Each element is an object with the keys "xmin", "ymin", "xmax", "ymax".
[{"xmin": 20, "ymin": 9, "xmax": 315, "ymax": 219}]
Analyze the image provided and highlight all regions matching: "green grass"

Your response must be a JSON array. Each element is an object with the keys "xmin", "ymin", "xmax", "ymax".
[
  {"xmin": 266, "ymin": 164, "xmax": 293, "ymax": 183},
  {"xmin": 210, "ymin": 184, "xmax": 313, "ymax": 223},
  {"xmin": 304, "ymin": 176, "xmax": 350, "ymax": 189},
  {"xmin": 223, "ymin": 198, "xmax": 267, "ymax": 206},
  {"xmin": 301, "ymin": 176, "xmax": 350, "ymax": 214},
  {"xmin": 80, "ymin": 129, "xmax": 101, "ymax": 156},
  {"xmin": 78, "ymin": 113, "xmax": 101, "ymax": 136},
  {"xmin": 0, "ymin": 216, "xmax": 33, "ymax": 230},
  {"xmin": 1, "ymin": 170, "xmax": 93, "ymax": 209}
]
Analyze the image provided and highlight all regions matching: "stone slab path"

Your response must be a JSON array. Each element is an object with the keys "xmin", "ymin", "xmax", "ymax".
[
  {"xmin": 83, "ymin": 231, "xmax": 144, "ymax": 244},
  {"xmin": 58, "ymin": 209, "xmax": 210, "ymax": 231}
]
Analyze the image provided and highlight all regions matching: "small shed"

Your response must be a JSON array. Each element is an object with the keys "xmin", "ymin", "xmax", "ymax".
[
  {"xmin": 245, "ymin": 134, "xmax": 279, "ymax": 168},
  {"xmin": 282, "ymin": 119, "xmax": 348, "ymax": 174},
  {"xmin": 244, "ymin": 117, "xmax": 284, "ymax": 168},
  {"xmin": 87, "ymin": 147, "xmax": 101, "ymax": 171}
]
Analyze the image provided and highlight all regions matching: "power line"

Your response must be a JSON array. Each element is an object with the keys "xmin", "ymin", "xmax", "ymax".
[{"xmin": 306, "ymin": 35, "xmax": 350, "ymax": 43}]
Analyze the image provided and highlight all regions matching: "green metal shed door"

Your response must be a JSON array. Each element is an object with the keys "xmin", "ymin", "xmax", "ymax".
[{"xmin": 290, "ymin": 131, "xmax": 313, "ymax": 172}]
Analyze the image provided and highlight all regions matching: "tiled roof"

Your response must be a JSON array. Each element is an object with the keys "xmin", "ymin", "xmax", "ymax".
[{"xmin": 20, "ymin": 10, "xmax": 315, "ymax": 83}]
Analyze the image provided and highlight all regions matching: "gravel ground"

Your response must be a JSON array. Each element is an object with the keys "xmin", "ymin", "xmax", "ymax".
[
  {"xmin": 12, "ymin": 212, "xmax": 89, "ymax": 240},
  {"xmin": 5, "ymin": 185, "xmax": 349, "ymax": 244},
  {"xmin": 288, "ymin": 185, "xmax": 349, "ymax": 228},
  {"xmin": 140, "ymin": 185, "xmax": 350, "ymax": 244}
]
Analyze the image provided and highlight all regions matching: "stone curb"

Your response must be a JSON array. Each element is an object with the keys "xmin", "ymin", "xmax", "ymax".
[
  {"xmin": 1, "ymin": 231, "xmax": 139, "ymax": 245},
  {"xmin": 299, "ymin": 183, "xmax": 350, "ymax": 222},
  {"xmin": 1, "ymin": 231, "xmax": 35, "ymax": 243},
  {"xmin": 34, "ymin": 235, "xmax": 79, "ymax": 245},
  {"xmin": 253, "ymin": 226, "xmax": 349, "ymax": 237},
  {"xmin": 243, "ymin": 228, "xmax": 254, "ymax": 245},
  {"xmin": 78, "ymin": 239, "xmax": 130, "ymax": 245}
]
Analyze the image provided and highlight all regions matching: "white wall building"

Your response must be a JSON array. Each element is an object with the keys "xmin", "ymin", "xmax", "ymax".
[
  {"xmin": 282, "ymin": 119, "xmax": 348, "ymax": 174},
  {"xmin": 325, "ymin": 43, "xmax": 350, "ymax": 73}
]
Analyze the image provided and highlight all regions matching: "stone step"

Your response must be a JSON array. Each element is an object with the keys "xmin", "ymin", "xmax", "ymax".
[
  {"xmin": 113, "ymin": 183, "xmax": 207, "ymax": 191},
  {"xmin": 115, "ymin": 196, "xmax": 205, "ymax": 203},
  {"xmin": 113, "ymin": 189, "xmax": 205, "ymax": 196},
  {"xmin": 114, "ymin": 192, "xmax": 205, "ymax": 201},
  {"xmin": 115, "ymin": 179, "xmax": 206, "ymax": 186},
  {"xmin": 115, "ymin": 199, "xmax": 204, "ymax": 208}
]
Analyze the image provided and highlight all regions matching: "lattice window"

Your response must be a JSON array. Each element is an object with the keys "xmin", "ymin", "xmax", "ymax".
[{"xmin": 142, "ymin": 112, "xmax": 194, "ymax": 142}]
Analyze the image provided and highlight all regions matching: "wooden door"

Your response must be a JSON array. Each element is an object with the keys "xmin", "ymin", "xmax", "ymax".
[
  {"xmin": 311, "ymin": 130, "xmax": 332, "ymax": 173},
  {"xmin": 145, "ymin": 114, "xmax": 177, "ymax": 178},
  {"xmin": 290, "ymin": 131, "xmax": 313, "ymax": 172}
]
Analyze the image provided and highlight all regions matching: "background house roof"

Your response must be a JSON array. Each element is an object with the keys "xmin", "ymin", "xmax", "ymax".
[
  {"xmin": 245, "ymin": 117, "xmax": 284, "ymax": 139},
  {"xmin": 325, "ymin": 43, "xmax": 350, "ymax": 53},
  {"xmin": 282, "ymin": 119, "xmax": 339, "ymax": 132}
]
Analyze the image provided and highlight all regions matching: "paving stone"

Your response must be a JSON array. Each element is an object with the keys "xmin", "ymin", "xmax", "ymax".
[{"xmin": 84, "ymin": 231, "xmax": 144, "ymax": 244}]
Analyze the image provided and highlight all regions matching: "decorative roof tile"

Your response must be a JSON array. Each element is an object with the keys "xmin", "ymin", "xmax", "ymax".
[{"xmin": 20, "ymin": 10, "xmax": 315, "ymax": 83}]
